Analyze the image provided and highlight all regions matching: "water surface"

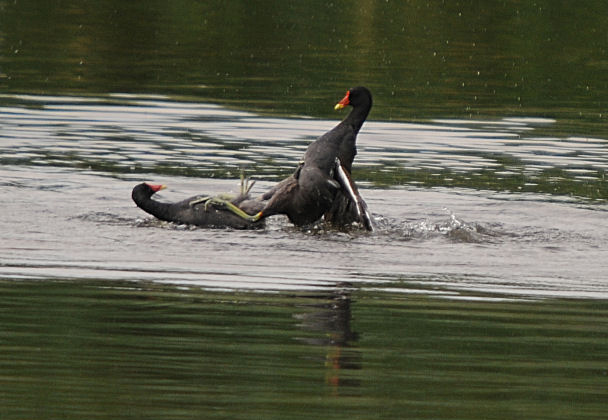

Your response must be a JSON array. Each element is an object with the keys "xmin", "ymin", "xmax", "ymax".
[
  {"xmin": 2, "ymin": 91, "xmax": 608, "ymax": 420},
  {"xmin": 2, "ymin": 280, "xmax": 607, "ymax": 420},
  {"xmin": 1, "ymin": 1, "xmax": 608, "ymax": 419},
  {"xmin": 1, "ymin": 95, "xmax": 607, "ymax": 297}
]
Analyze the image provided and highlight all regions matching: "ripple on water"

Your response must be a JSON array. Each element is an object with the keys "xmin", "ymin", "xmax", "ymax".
[
  {"xmin": 1, "ymin": 95, "xmax": 608, "ymax": 299},
  {"xmin": 2, "ymin": 94, "xmax": 608, "ymax": 198}
]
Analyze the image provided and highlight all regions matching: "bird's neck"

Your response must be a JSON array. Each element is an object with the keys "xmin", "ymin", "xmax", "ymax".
[
  {"xmin": 344, "ymin": 104, "xmax": 371, "ymax": 133},
  {"xmin": 133, "ymin": 189, "xmax": 175, "ymax": 220}
]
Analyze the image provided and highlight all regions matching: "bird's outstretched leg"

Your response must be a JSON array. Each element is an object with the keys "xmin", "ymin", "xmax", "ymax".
[
  {"xmin": 208, "ymin": 197, "xmax": 261, "ymax": 221},
  {"xmin": 189, "ymin": 195, "xmax": 211, "ymax": 206},
  {"xmin": 190, "ymin": 194, "xmax": 261, "ymax": 222}
]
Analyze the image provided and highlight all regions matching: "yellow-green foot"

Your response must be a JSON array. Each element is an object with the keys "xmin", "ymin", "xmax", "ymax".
[{"xmin": 190, "ymin": 195, "xmax": 261, "ymax": 222}]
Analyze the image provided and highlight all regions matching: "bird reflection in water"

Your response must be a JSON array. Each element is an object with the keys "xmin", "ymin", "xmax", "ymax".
[{"xmin": 293, "ymin": 282, "xmax": 361, "ymax": 394}]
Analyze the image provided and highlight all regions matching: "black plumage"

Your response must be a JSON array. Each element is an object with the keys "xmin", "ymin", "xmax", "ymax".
[
  {"xmin": 132, "ymin": 183, "xmax": 264, "ymax": 229},
  {"xmin": 259, "ymin": 87, "xmax": 373, "ymax": 229}
]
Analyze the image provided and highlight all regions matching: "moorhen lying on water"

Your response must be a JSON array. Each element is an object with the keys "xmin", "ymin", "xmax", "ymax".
[
  {"xmin": 131, "ymin": 179, "xmax": 265, "ymax": 229},
  {"xmin": 132, "ymin": 87, "xmax": 374, "ymax": 230}
]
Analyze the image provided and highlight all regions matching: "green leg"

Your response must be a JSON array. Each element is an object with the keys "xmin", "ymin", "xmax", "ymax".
[
  {"xmin": 190, "ymin": 196, "xmax": 262, "ymax": 222},
  {"xmin": 189, "ymin": 196, "xmax": 223, "ymax": 212},
  {"xmin": 189, "ymin": 196, "xmax": 212, "ymax": 207},
  {"xmin": 210, "ymin": 197, "xmax": 261, "ymax": 221}
]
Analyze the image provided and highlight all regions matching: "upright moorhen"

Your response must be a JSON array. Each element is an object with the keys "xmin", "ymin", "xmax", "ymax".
[{"xmin": 254, "ymin": 87, "xmax": 374, "ymax": 229}]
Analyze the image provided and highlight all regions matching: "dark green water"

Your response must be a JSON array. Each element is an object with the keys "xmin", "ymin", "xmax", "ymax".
[
  {"xmin": 2, "ymin": 1, "xmax": 608, "ymax": 198},
  {"xmin": 2, "ymin": 0, "xmax": 607, "ymax": 124},
  {"xmin": 1, "ymin": 1, "xmax": 608, "ymax": 419},
  {"xmin": 2, "ymin": 280, "xmax": 607, "ymax": 420}
]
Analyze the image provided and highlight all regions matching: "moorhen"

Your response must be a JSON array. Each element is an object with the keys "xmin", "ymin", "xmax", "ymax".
[
  {"xmin": 254, "ymin": 87, "xmax": 374, "ymax": 229},
  {"xmin": 132, "ymin": 180, "xmax": 265, "ymax": 229}
]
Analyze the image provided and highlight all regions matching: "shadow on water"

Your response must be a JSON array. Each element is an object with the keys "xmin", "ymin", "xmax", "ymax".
[
  {"xmin": 293, "ymin": 283, "xmax": 362, "ymax": 393},
  {"xmin": 1, "ymin": 279, "xmax": 607, "ymax": 419}
]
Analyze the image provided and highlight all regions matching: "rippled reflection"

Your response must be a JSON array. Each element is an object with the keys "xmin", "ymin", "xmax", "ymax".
[{"xmin": 1, "ymin": 280, "xmax": 607, "ymax": 419}]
